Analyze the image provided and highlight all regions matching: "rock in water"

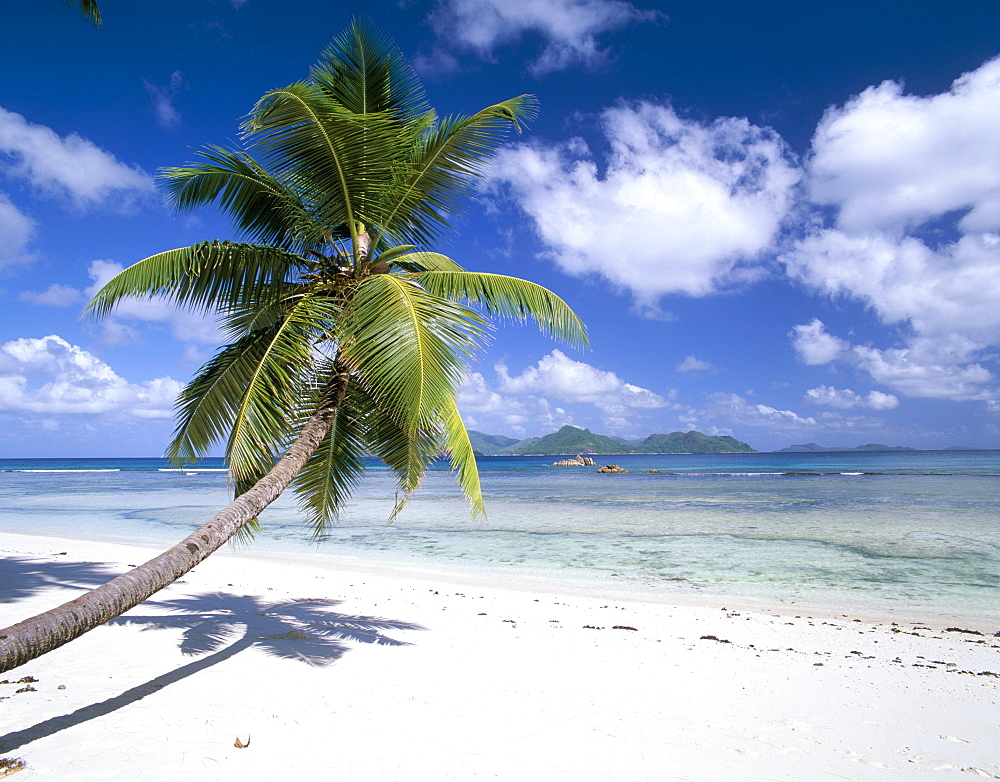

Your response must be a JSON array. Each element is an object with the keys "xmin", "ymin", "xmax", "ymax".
[{"xmin": 553, "ymin": 455, "xmax": 597, "ymax": 466}]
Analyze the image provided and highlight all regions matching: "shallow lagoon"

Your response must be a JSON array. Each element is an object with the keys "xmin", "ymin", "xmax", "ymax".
[{"xmin": 2, "ymin": 451, "xmax": 998, "ymax": 622}]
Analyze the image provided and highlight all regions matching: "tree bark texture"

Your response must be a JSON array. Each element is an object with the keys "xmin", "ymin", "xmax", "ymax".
[{"xmin": 0, "ymin": 384, "xmax": 345, "ymax": 673}]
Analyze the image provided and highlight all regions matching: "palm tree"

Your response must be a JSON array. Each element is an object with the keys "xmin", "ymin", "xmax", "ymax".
[{"xmin": 0, "ymin": 20, "xmax": 585, "ymax": 673}]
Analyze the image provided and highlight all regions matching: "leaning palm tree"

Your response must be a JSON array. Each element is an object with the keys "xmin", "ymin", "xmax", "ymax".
[{"xmin": 0, "ymin": 20, "xmax": 585, "ymax": 672}]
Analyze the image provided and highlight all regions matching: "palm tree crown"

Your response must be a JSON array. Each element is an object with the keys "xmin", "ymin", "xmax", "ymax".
[{"xmin": 89, "ymin": 19, "xmax": 586, "ymax": 535}]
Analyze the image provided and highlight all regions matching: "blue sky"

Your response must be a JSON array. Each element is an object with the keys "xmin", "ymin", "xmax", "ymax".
[{"xmin": 2, "ymin": 0, "xmax": 999, "ymax": 456}]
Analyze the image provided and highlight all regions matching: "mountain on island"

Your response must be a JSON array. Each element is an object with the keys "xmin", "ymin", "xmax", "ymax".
[
  {"xmin": 778, "ymin": 442, "xmax": 916, "ymax": 453},
  {"xmin": 468, "ymin": 425, "xmax": 755, "ymax": 455},
  {"xmin": 467, "ymin": 431, "xmax": 521, "ymax": 455}
]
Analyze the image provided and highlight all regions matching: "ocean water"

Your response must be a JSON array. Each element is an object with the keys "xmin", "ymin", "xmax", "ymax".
[{"xmin": 1, "ymin": 451, "xmax": 998, "ymax": 622}]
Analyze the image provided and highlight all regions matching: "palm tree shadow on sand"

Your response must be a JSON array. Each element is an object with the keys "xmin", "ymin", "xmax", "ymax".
[
  {"xmin": 0, "ymin": 592, "xmax": 422, "ymax": 753},
  {"xmin": 0, "ymin": 557, "xmax": 121, "ymax": 604}
]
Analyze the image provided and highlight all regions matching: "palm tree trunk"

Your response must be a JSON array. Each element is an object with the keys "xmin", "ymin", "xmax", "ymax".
[{"xmin": 0, "ymin": 381, "xmax": 346, "ymax": 673}]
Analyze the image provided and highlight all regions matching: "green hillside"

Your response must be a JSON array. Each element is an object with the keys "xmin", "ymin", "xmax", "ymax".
[
  {"xmin": 476, "ymin": 425, "xmax": 756, "ymax": 455},
  {"xmin": 511, "ymin": 426, "xmax": 625, "ymax": 455},
  {"xmin": 636, "ymin": 431, "xmax": 755, "ymax": 453},
  {"xmin": 467, "ymin": 430, "xmax": 521, "ymax": 456}
]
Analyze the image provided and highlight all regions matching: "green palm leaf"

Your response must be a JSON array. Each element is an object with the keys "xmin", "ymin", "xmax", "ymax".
[
  {"xmin": 440, "ymin": 396, "xmax": 485, "ymax": 518},
  {"xmin": 166, "ymin": 328, "xmax": 282, "ymax": 465},
  {"xmin": 161, "ymin": 147, "xmax": 316, "ymax": 250},
  {"xmin": 243, "ymin": 83, "xmax": 404, "ymax": 246},
  {"xmin": 374, "ymin": 96, "xmax": 538, "ymax": 247},
  {"xmin": 417, "ymin": 271, "xmax": 588, "ymax": 348},
  {"xmin": 352, "ymin": 388, "xmax": 444, "ymax": 519},
  {"xmin": 223, "ymin": 296, "xmax": 339, "ymax": 488},
  {"xmin": 290, "ymin": 376, "xmax": 368, "ymax": 536},
  {"xmin": 65, "ymin": 0, "xmax": 101, "ymax": 27},
  {"xmin": 85, "ymin": 241, "xmax": 305, "ymax": 320},
  {"xmin": 309, "ymin": 18, "xmax": 430, "ymax": 121},
  {"xmin": 340, "ymin": 274, "xmax": 485, "ymax": 428},
  {"xmin": 387, "ymin": 251, "xmax": 464, "ymax": 273}
]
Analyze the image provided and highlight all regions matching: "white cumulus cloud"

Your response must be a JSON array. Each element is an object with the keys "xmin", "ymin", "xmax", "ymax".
[
  {"xmin": 0, "ymin": 106, "xmax": 153, "ymax": 209},
  {"xmin": 784, "ymin": 232, "xmax": 1000, "ymax": 347},
  {"xmin": 0, "ymin": 335, "xmax": 182, "ymax": 419},
  {"xmin": 809, "ymin": 56, "xmax": 1000, "ymax": 233},
  {"xmin": 676, "ymin": 355, "xmax": 715, "ymax": 374},
  {"xmin": 789, "ymin": 319, "xmax": 849, "ymax": 365},
  {"xmin": 805, "ymin": 385, "xmax": 899, "ymax": 410},
  {"xmin": 18, "ymin": 283, "xmax": 85, "ymax": 307},
  {"xmin": 490, "ymin": 101, "xmax": 799, "ymax": 310},
  {"xmin": 0, "ymin": 192, "xmax": 36, "ymax": 267},
  {"xmin": 852, "ymin": 344, "xmax": 994, "ymax": 402},
  {"xmin": 789, "ymin": 319, "xmax": 996, "ymax": 403},
  {"xmin": 784, "ymin": 57, "xmax": 1000, "ymax": 408},
  {"xmin": 497, "ymin": 349, "xmax": 669, "ymax": 412},
  {"xmin": 457, "ymin": 371, "xmax": 572, "ymax": 435},
  {"xmin": 700, "ymin": 392, "xmax": 817, "ymax": 428},
  {"xmin": 429, "ymin": 0, "xmax": 661, "ymax": 74}
]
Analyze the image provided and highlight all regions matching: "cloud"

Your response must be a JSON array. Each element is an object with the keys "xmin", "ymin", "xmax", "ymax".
[
  {"xmin": 851, "ymin": 344, "xmax": 994, "ymax": 402},
  {"xmin": 789, "ymin": 319, "xmax": 996, "ymax": 403},
  {"xmin": 676, "ymin": 355, "xmax": 716, "ymax": 374},
  {"xmin": 789, "ymin": 319, "xmax": 849, "ymax": 365},
  {"xmin": 457, "ymin": 371, "xmax": 572, "ymax": 435},
  {"xmin": 809, "ymin": 56, "xmax": 1000, "ymax": 233},
  {"xmin": 18, "ymin": 284, "xmax": 84, "ymax": 307},
  {"xmin": 805, "ymin": 384, "xmax": 899, "ymax": 410},
  {"xmin": 0, "ymin": 193, "xmax": 36, "ymax": 267},
  {"xmin": 429, "ymin": 0, "xmax": 661, "ymax": 74},
  {"xmin": 0, "ymin": 106, "xmax": 153, "ymax": 208},
  {"xmin": 84, "ymin": 260, "xmax": 221, "ymax": 345},
  {"xmin": 143, "ymin": 70, "xmax": 184, "ymax": 129},
  {"xmin": 0, "ymin": 335, "xmax": 181, "ymax": 419},
  {"xmin": 784, "ymin": 234, "xmax": 1000, "ymax": 402},
  {"xmin": 490, "ymin": 101, "xmax": 799, "ymax": 308},
  {"xmin": 784, "ymin": 232, "xmax": 1000, "ymax": 347},
  {"xmin": 700, "ymin": 392, "xmax": 817, "ymax": 428},
  {"xmin": 411, "ymin": 48, "xmax": 461, "ymax": 78},
  {"xmin": 497, "ymin": 349, "xmax": 670, "ymax": 412},
  {"xmin": 783, "ymin": 57, "xmax": 1000, "ymax": 409},
  {"xmin": 459, "ymin": 371, "xmax": 528, "ymax": 417}
]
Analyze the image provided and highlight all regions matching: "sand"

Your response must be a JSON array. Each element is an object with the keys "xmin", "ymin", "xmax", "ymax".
[{"xmin": 1, "ymin": 530, "xmax": 998, "ymax": 781}]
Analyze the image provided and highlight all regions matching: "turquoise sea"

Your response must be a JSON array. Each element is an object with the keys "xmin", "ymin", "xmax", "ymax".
[{"xmin": 1, "ymin": 451, "xmax": 998, "ymax": 622}]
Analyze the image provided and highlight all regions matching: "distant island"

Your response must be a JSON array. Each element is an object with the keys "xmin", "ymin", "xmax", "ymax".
[
  {"xmin": 777, "ymin": 443, "xmax": 916, "ymax": 453},
  {"xmin": 469, "ymin": 425, "xmax": 756, "ymax": 455}
]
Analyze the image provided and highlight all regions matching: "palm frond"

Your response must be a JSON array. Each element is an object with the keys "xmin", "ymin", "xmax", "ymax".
[
  {"xmin": 309, "ymin": 18, "xmax": 430, "ymax": 121},
  {"xmin": 290, "ymin": 376, "xmax": 369, "ymax": 536},
  {"xmin": 339, "ymin": 274, "xmax": 485, "ymax": 431},
  {"xmin": 161, "ymin": 147, "xmax": 316, "ymax": 250},
  {"xmin": 85, "ymin": 241, "xmax": 305, "ymax": 320},
  {"xmin": 166, "ymin": 329, "xmax": 282, "ymax": 465},
  {"xmin": 374, "ymin": 95, "xmax": 539, "ymax": 246},
  {"xmin": 439, "ymin": 396, "xmax": 485, "ymax": 518},
  {"xmin": 353, "ymin": 387, "xmax": 444, "ymax": 519},
  {"xmin": 416, "ymin": 271, "xmax": 588, "ymax": 348},
  {"xmin": 242, "ymin": 82, "xmax": 405, "ymax": 240},
  {"xmin": 224, "ymin": 296, "xmax": 339, "ymax": 489},
  {"xmin": 387, "ymin": 251, "xmax": 464, "ymax": 273}
]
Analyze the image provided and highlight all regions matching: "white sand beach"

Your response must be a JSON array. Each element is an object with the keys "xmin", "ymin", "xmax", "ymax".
[{"xmin": 1, "ymin": 530, "xmax": 998, "ymax": 781}]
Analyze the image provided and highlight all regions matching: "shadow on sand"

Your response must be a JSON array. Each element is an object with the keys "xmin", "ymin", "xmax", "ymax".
[
  {"xmin": 0, "ymin": 556, "xmax": 122, "ymax": 604},
  {"xmin": 0, "ymin": 591, "xmax": 423, "ymax": 753}
]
